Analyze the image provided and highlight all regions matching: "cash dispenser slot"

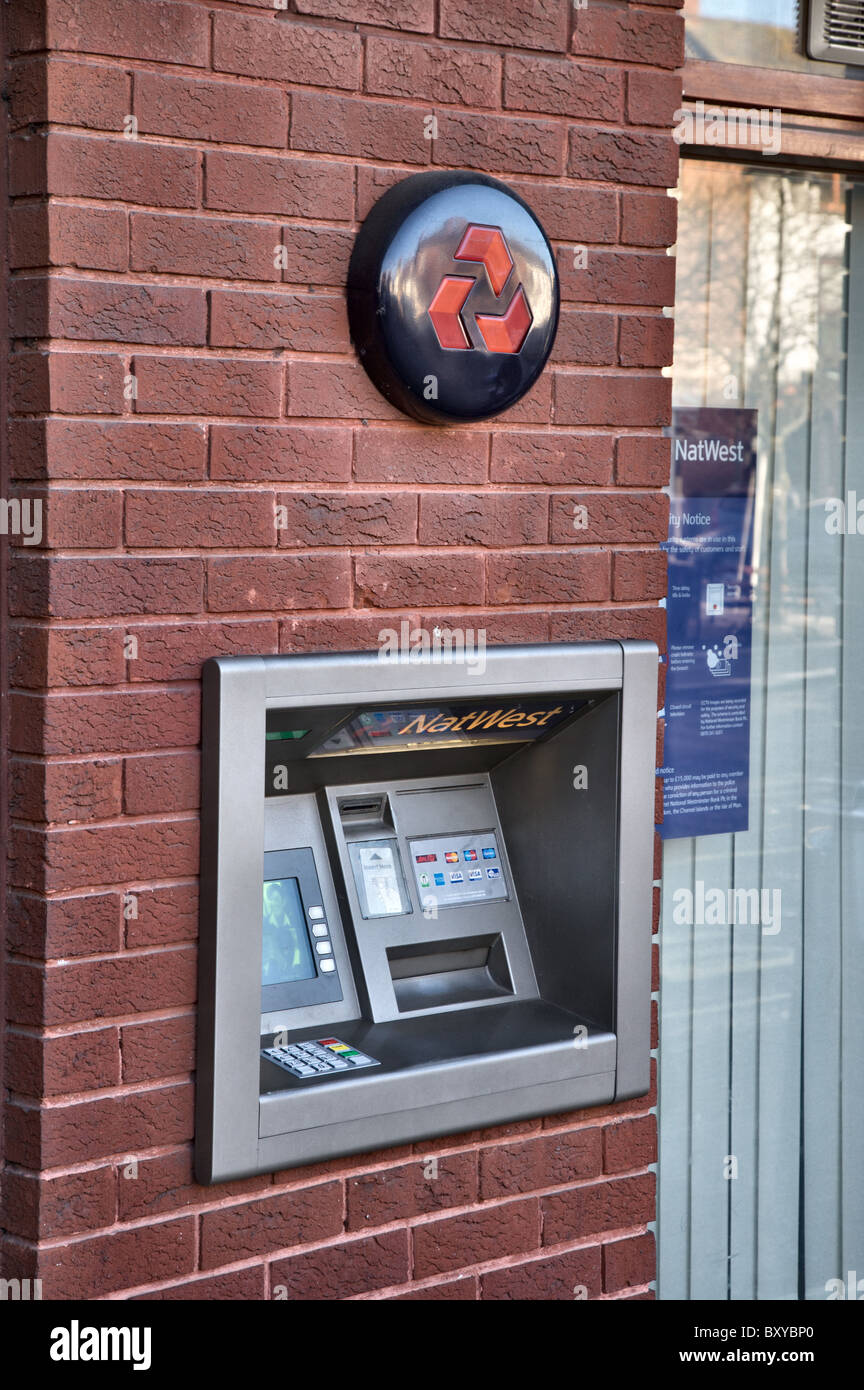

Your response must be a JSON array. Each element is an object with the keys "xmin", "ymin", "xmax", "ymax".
[
  {"xmin": 196, "ymin": 642, "xmax": 657, "ymax": 1182},
  {"xmin": 387, "ymin": 933, "xmax": 513, "ymax": 1012}
]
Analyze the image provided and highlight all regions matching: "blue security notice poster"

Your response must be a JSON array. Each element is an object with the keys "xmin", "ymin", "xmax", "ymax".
[{"xmin": 659, "ymin": 408, "xmax": 758, "ymax": 840}]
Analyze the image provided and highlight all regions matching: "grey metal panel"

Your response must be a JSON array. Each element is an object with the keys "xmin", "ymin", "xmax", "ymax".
[
  {"xmin": 257, "ymin": 1072, "xmax": 617, "ymax": 1173},
  {"xmin": 196, "ymin": 658, "xmax": 268, "ymax": 1184},
  {"xmin": 259, "ymin": 1033, "xmax": 616, "ymax": 1140},
  {"xmin": 615, "ymin": 641, "xmax": 660, "ymax": 1097},
  {"xmin": 197, "ymin": 642, "xmax": 656, "ymax": 1182}
]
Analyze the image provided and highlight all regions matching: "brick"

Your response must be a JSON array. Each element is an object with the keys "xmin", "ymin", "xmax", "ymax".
[
  {"xmin": 487, "ymin": 550, "xmax": 609, "ymax": 604},
  {"xmin": 619, "ymin": 313, "xmax": 675, "ymax": 367},
  {"xmin": 288, "ymin": 361, "xmax": 402, "ymax": 421},
  {"xmin": 271, "ymin": 1231, "xmax": 409, "ymax": 1300},
  {"xmin": 125, "ymin": 883, "xmax": 198, "ymax": 949},
  {"xmin": 505, "ymin": 55, "xmax": 623, "ymax": 120},
  {"xmin": 571, "ymin": 7, "xmax": 685, "ymax": 69},
  {"xmin": 10, "ymin": 351, "xmax": 125, "ymax": 415},
  {"xmin": 11, "ymin": 755, "xmax": 122, "ymax": 823},
  {"xmin": 13, "ymin": 820, "xmax": 198, "ymax": 893},
  {"xmin": 213, "ymin": 12, "xmax": 362, "ymax": 89},
  {"xmin": 133, "ymin": 356, "xmax": 282, "ymax": 418},
  {"xmin": 347, "ymin": 1154, "xmax": 478, "ymax": 1230},
  {"xmin": 121, "ymin": 1016, "xmax": 196, "ymax": 1085},
  {"xmin": 135, "ymin": 70, "xmax": 287, "ymax": 147},
  {"xmin": 366, "ymin": 35, "xmax": 500, "ymax": 107},
  {"xmin": 130, "ymin": 213, "xmax": 280, "ymax": 282},
  {"xmin": 201, "ymin": 1185, "xmax": 343, "ymax": 1267},
  {"xmin": 212, "ymin": 426, "xmax": 351, "ymax": 483},
  {"xmin": 1, "ymin": 1167, "xmax": 115, "ymax": 1241},
  {"xmin": 480, "ymin": 1129, "xmax": 602, "ymax": 1199},
  {"xmin": 295, "ymin": 0, "xmax": 434, "ymax": 30},
  {"xmin": 277, "ymin": 491, "xmax": 416, "ymax": 547},
  {"xmin": 17, "ymin": 486, "xmax": 123, "ymax": 549},
  {"xmin": 355, "ymin": 427, "xmax": 489, "ymax": 485},
  {"xmin": 481, "ymin": 1245, "xmax": 602, "ymax": 1300},
  {"xmin": 124, "ymin": 752, "xmax": 200, "ymax": 817},
  {"xmin": 43, "ymin": 203, "xmax": 128, "ymax": 270},
  {"xmin": 621, "ymin": 192, "xmax": 678, "ymax": 248},
  {"xmin": 603, "ymin": 1232, "xmax": 655, "ymax": 1292},
  {"xmin": 440, "ymin": 0, "xmax": 568, "ymax": 52},
  {"xmin": 617, "ymin": 435, "xmax": 671, "ymax": 487},
  {"xmin": 37, "ymin": 1217, "xmax": 196, "ymax": 1301},
  {"xmin": 604, "ymin": 1115, "xmax": 658, "ymax": 1174},
  {"xmin": 555, "ymin": 373, "xmax": 671, "ymax": 427},
  {"xmin": 552, "ymin": 310, "xmax": 618, "ymax": 366},
  {"xmin": 14, "ymin": 689, "xmax": 199, "ymax": 757},
  {"xmin": 550, "ymin": 606, "xmax": 666, "ymax": 650},
  {"xmin": 8, "ymin": 891, "xmax": 122, "ymax": 959},
  {"xmin": 508, "ymin": 180, "xmax": 617, "ymax": 244},
  {"xmin": 30, "ymin": 0, "xmax": 209, "ymax": 65},
  {"xmin": 419, "ymin": 492, "xmax": 547, "ymax": 546},
  {"xmin": 8, "ymin": 625, "xmax": 123, "ymax": 690},
  {"xmin": 11, "ymin": 276, "xmax": 207, "ymax": 347},
  {"xmin": 568, "ymin": 127, "xmax": 678, "ymax": 188},
  {"xmin": 135, "ymin": 1268, "xmax": 267, "ymax": 1300},
  {"xmin": 355, "ymin": 553, "xmax": 484, "ymax": 608},
  {"xmin": 206, "ymin": 152, "xmax": 353, "ymax": 221},
  {"xmin": 435, "ymin": 111, "xmax": 564, "ymax": 176},
  {"xmin": 12, "ymin": 132, "xmax": 200, "ymax": 207},
  {"xmin": 124, "ymin": 620, "xmax": 278, "ymax": 683},
  {"xmin": 413, "ymin": 1198, "xmax": 540, "ymax": 1278},
  {"xmin": 291, "ymin": 92, "xmax": 430, "ymax": 165},
  {"xmin": 542, "ymin": 1173, "xmax": 655, "ymax": 1244},
  {"xmin": 116, "ymin": 1147, "xmax": 263, "ymax": 1221},
  {"xmin": 280, "ymin": 225, "xmax": 355, "ymax": 288},
  {"xmin": 9, "ymin": 57, "xmax": 130, "ymax": 131},
  {"xmin": 11, "ymin": 419, "xmax": 207, "ymax": 483},
  {"xmin": 207, "ymin": 555, "xmax": 351, "ymax": 613},
  {"xmin": 10, "ymin": 556, "xmax": 203, "ymax": 620},
  {"xmin": 6, "ymin": 1025, "xmax": 120, "ymax": 1093},
  {"xmin": 126, "ymin": 489, "xmax": 276, "ymax": 548},
  {"xmin": 6, "ymin": 1082, "xmax": 193, "ymax": 1168},
  {"xmin": 282, "ymin": 611, "xmax": 420, "ymax": 653},
  {"xmin": 30, "ymin": 951, "xmax": 195, "ymax": 1026},
  {"xmin": 550, "ymin": 491, "xmax": 668, "ymax": 544},
  {"xmin": 491, "ymin": 432, "xmax": 613, "ymax": 486},
  {"xmin": 613, "ymin": 549, "xmax": 667, "ymax": 601},
  {"xmin": 210, "ymin": 291, "xmax": 349, "ymax": 353},
  {"xmin": 628, "ymin": 70, "xmax": 683, "ymax": 127}
]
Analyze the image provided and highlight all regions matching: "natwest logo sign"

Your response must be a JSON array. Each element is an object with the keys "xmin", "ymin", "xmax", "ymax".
[
  {"xmin": 347, "ymin": 172, "xmax": 559, "ymax": 426},
  {"xmin": 429, "ymin": 225, "xmax": 533, "ymax": 355}
]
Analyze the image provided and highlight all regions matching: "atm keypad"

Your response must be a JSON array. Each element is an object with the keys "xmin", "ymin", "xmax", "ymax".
[{"xmin": 262, "ymin": 1037, "xmax": 380, "ymax": 1079}]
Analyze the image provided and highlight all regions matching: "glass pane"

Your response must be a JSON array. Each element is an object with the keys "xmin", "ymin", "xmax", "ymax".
[
  {"xmin": 685, "ymin": 0, "xmax": 864, "ymax": 78},
  {"xmin": 658, "ymin": 161, "xmax": 864, "ymax": 1300}
]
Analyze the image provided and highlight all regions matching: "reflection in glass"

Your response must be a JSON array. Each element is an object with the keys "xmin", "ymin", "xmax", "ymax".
[{"xmin": 684, "ymin": 0, "xmax": 864, "ymax": 77}]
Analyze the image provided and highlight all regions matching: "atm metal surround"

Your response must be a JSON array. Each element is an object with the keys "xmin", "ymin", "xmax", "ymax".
[{"xmin": 196, "ymin": 643, "xmax": 657, "ymax": 1183}]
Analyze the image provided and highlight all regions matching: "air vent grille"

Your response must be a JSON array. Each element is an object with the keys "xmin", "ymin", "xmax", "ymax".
[{"xmin": 808, "ymin": 0, "xmax": 864, "ymax": 61}]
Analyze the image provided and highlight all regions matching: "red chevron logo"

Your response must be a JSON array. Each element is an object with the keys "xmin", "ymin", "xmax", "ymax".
[{"xmin": 428, "ymin": 223, "xmax": 533, "ymax": 354}]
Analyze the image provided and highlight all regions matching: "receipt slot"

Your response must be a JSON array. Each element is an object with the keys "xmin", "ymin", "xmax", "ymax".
[{"xmin": 196, "ymin": 643, "xmax": 657, "ymax": 1183}]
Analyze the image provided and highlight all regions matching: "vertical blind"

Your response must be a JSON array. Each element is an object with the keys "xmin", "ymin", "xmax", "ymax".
[{"xmin": 658, "ymin": 162, "xmax": 864, "ymax": 1299}]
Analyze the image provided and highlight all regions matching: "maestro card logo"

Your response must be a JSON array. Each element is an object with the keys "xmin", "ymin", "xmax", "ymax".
[{"xmin": 347, "ymin": 172, "xmax": 560, "ymax": 426}]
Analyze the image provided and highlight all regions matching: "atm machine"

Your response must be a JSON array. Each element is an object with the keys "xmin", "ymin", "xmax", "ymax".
[{"xmin": 196, "ymin": 642, "xmax": 657, "ymax": 1183}]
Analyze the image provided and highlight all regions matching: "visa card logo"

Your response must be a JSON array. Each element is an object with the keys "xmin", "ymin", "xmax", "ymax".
[
  {"xmin": 468, "ymin": 869, "xmax": 482, "ymax": 881},
  {"xmin": 450, "ymin": 872, "xmax": 464, "ymax": 884}
]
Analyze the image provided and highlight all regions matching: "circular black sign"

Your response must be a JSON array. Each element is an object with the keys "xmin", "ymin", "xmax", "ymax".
[{"xmin": 348, "ymin": 172, "xmax": 560, "ymax": 426}]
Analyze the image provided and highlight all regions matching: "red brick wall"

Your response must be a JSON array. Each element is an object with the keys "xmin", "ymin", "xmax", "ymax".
[{"xmin": 1, "ymin": 0, "xmax": 678, "ymax": 1300}]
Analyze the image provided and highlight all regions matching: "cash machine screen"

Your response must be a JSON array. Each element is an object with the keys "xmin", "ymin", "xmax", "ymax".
[{"xmin": 262, "ymin": 878, "xmax": 316, "ymax": 986}]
